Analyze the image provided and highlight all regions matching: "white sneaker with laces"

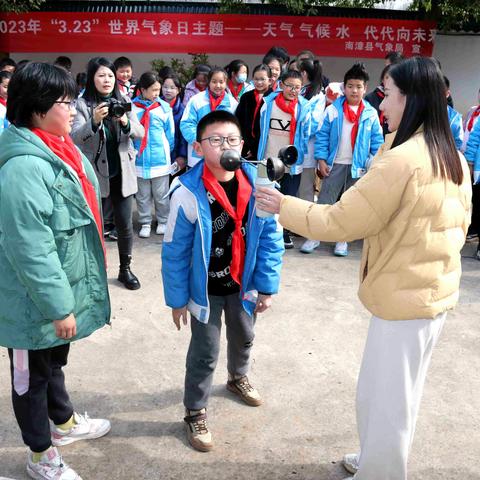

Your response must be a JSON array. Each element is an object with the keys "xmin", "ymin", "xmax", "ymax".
[
  {"xmin": 139, "ymin": 224, "xmax": 151, "ymax": 238},
  {"xmin": 156, "ymin": 223, "xmax": 167, "ymax": 235},
  {"xmin": 334, "ymin": 241, "xmax": 349, "ymax": 257},
  {"xmin": 300, "ymin": 239, "xmax": 320, "ymax": 254},
  {"xmin": 343, "ymin": 452, "xmax": 360, "ymax": 474},
  {"xmin": 27, "ymin": 447, "xmax": 81, "ymax": 480},
  {"xmin": 51, "ymin": 412, "xmax": 111, "ymax": 447}
]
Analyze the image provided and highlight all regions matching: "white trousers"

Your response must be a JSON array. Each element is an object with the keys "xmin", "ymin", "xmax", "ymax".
[
  {"xmin": 136, "ymin": 176, "xmax": 170, "ymax": 226},
  {"xmin": 354, "ymin": 312, "xmax": 446, "ymax": 480}
]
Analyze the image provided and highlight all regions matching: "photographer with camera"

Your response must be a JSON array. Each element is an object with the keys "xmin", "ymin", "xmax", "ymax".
[{"xmin": 72, "ymin": 57, "xmax": 144, "ymax": 290}]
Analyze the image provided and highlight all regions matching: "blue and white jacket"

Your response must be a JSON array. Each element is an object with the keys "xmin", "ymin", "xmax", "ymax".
[
  {"xmin": 447, "ymin": 105, "xmax": 464, "ymax": 151},
  {"xmin": 180, "ymin": 90, "xmax": 238, "ymax": 167},
  {"xmin": 465, "ymin": 118, "xmax": 480, "ymax": 184},
  {"xmin": 0, "ymin": 103, "xmax": 8, "ymax": 133},
  {"xmin": 161, "ymin": 160, "xmax": 284, "ymax": 322},
  {"xmin": 132, "ymin": 96, "xmax": 175, "ymax": 179},
  {"xmin": 315, "ymin": 97, "xmax": 384, "ymax": 178},
  {"xmin": 304, "ymin": 92, "xmax": 326, "ymax": 168},
  {"xmin": 314, "ymin": 96, "xmax": 384, "ymax": 179},
  {"xmin": 257, "ymin": 91, "xmax": 310, "ymax": 175}
]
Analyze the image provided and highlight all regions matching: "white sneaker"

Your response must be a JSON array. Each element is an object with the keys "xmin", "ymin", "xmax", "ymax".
[
  {"xmin": 343, "ymin": 453, "xmax": 360, "ymax": 474},
  {"xmin": 156, "ymin": 223, "xmax": 167, "ymax": 235},
  {"xmin": 27, "ymin": 447, "xmax": 81, "ymax": 480},
  {"xmin": 139, "ymin": 224, "xmax": 151, "ymax": 238},
  {"xmin": 300, "ymin": 239, "xmax": 320, "ymax": 254},
  {"xmin": 334, "ymin": 241, "xmax": 348, "ymax": 257},
  {"xmin": 51, "ymin": 412, "xmax": 111, "ymax": 447}
]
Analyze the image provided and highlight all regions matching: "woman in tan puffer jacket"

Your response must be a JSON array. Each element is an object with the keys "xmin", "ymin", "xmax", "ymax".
[{"xmin": 256, "ymin": 57, "xmax": 472, "ymax": 480}]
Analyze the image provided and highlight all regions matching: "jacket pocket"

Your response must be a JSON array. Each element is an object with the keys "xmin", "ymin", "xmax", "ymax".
[{"xmin": 51, "ymin": 204, "xmax": 90, "ymax": 285}]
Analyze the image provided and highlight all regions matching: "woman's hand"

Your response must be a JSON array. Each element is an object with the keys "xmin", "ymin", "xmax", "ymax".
[
  {"xmin": 115, "ymin": 113, "xmax": 129, "ymax": 127},
  {"xmin": 53, "ymin": 314, "xmax": 77, "ymax": 340},
  {"xmin": 255, "ymin": 187, "xmax": 284, "ymax": 215},
  {"xmin": 93, "ymin": 103, "xmax": 109, "ymax": 126}
]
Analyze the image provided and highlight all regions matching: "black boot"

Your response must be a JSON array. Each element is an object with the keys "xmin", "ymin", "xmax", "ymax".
[{"xmin": 118, "ymin": 254, "xmax": 141, "ymax": 290}]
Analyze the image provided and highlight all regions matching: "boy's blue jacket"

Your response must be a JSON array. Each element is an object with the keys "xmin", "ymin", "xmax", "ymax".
[
  {"xmin": 447, "ymin": 105, "xmax": 464, "ymax": 151},
  {"xmin": 465, "ymin": 117, "xmax": 480, "ymax": 184},
  {"xmin": 180, "ymin": 90, "xmax": 238, "ymax": 167},
  {"xmin": 314, "ymin": 96, "xmax": 384, "ymax": 178},
  {"xmin": 257, "ymin": 91, "xmax": 310, "ymax": 175},
  {"xmin": 161, "ymin": 160, "xmax": 284, "ymax": 322},
  {"xmin": 132, "ymin": 96, "xmax": 175, "ymax": 179}
]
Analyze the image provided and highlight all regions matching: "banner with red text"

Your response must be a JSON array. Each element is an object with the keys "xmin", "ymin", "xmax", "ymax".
[{"xmin": 0, "ymin": 12, "xmax": 436, "ymax": 58}]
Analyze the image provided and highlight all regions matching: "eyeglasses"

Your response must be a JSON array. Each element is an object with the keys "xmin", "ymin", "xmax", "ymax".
[
  {"xmin": 200, "ymin": 135, "xmax": 242, "ymax": 147},
  {"xmin": 54, "ymin": 100, "xmax": 76, "ymax": 110},
  {"xmin": 283, "ymin": 83, "xmax": 302, "ymax": 92}
]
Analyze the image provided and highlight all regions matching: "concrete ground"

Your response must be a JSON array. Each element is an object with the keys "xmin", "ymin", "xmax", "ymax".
[{"xmin": 1, "ymin": 233, "xmax": 479, "ymax": 480}]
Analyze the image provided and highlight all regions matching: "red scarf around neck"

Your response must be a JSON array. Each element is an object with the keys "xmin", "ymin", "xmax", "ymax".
[
  {"xmin": 467, "ymin": 105, "xmax": 480, "ymax": 132},
  {"xmin": 275, "ymin": 94, "xmax": 298, "ymax": 144},
  {"xmin": 209, "ymin": 90, "xmax": 226, "ymax": 112},
  {"xmin": 343, "ymin": 100, "xmax": 365, "ymax": 149},
  {"xmin": 168, "ymin": 97, "xmax": 177, "ymax": 109},
  {"xmin": 0, "ymin": 97, "xmax": 6, "ymax": 107},
  {"xmin": 251, "ymin": 90, "xmax": 264, "ymax": 138},
  {"xmin": 30, "ymin": 128, "xmax": 105, "ymax": 253},
  {"xmin": 202, "ymin": 163, "xmax": 252, "ymax": 286},
  {"xmin": 227, "ymin": 79, "xmax": 243, "ymax": 101},
  {"xmin": 133, "ymin": 100, "xmax": 160, "ymax": 156}
]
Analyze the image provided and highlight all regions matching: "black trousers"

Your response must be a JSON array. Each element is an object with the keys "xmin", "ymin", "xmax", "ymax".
[
  {"xmin": 8, "ymin": 344, "xmax": 74, "ymax": 452},
  {"xmin": 469, "ymin": 182, "xmax": 480, "ymax": 238},
  {"xmin": 106, "ymin": 175, "xmax": 134, "ymax": 258}
]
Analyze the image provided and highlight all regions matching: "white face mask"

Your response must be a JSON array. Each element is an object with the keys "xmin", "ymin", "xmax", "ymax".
[{"xmin": 236, "ymin": 73, "xmax": 247, "ymax": 84}]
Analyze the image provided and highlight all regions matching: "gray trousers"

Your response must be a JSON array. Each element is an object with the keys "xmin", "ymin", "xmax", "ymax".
[
  {"xmin": 184, "ymin": 294, "xmax": 256, "ymax": 410},
  {"xmin": 317, "ymin": 163, "xmax": 357, "ymax": 205},
  {"xmin": 298, "ymin": 167, "xmax": 317, "ymax": 202},
  {"xmin": 136, "ymin": 176, "xmax": 170, "ymax": 226}
]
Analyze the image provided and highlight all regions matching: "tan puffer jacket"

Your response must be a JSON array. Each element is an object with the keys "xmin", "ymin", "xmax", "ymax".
[{"xmin": 279, "ymin": 130, "xmax": 472, "ymax": 320}]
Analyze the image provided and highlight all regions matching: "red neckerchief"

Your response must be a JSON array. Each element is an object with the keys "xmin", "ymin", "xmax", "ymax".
[
  {"xmin": 467, "ymin": 105, "xmax": 480, "ymax": 132},
  {"xmin": 133, "ymin": 100, "xmax": 160, "ymax": 156},
  {"xmin": 275, "ymin": 94, "xmax": 298, "ymax": 144},
  {"xmin": 0, "ymin": 97, "xmax": 6, "ymax": 107},
  {"xmin": 168, "ymin": 97, "xmax": 176, "ymax": 108},
  {"xmin": 209, "ymin": 91, "xmax": 226, "ymax": 112},
  {"xmin": 272, "ymin": 80, "xmax": 279, "ymax": 91},
  {"xmin": 343, "ymin": 100, "xmax": 365, "ymax": 149},
  {"xmin": 251, "ymin": 90, "xmax": 264, "ymax": 138},
  {"xmin": 30, "ymin": 128, "xmax": 105, "ymax": 257},
  {"xmin": 376, "ymin": 90, "xmax": 385, "ymax": 125},
  {"xmin": 202, "ymin": 163, "xmax": 252, "ymax": 286},
  {"xmin": 195, "ymin": 81, "xmax": 207, "ymax": 92},
  {"xmin": 227, "ymin": 79, "xmax": 243, "ymax": 101}
]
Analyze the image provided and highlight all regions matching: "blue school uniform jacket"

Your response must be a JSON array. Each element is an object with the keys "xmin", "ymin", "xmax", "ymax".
[
  {"xmin": 465, "ymin": 118, "xmax": 480, "ymax": 184},
  {"xmin": 161, "ymin": 160, "xmax": 284, "ymax": 323},
  {"xmin": 257, "ymin": 91, "xmax": 310, "ymax": 175},
  {"xmin": 132, "ymin": 96, "xmax": 175, "ymax": 179},
  {"xmin": 168, "ymin": 96, "xmax": 188, "ymax": 160},
  {"xmin": 0, "ymin": 103, "xmax": 8, "ymax": 133},
  {"xmin": 180, "ymin": 90, "xmax": 238, "ymax": 167},
  {"xmin": 314, "ymin": 96, "xmax": 384, "ymax": 179},
  {"xmin": 447, "ymin": 105, "xmax": 464, "ymax": 151}
]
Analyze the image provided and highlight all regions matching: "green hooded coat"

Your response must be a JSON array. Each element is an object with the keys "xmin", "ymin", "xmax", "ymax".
[{"xmin": 0, "ymin": 125, "xmax": 110, "ymax": 350}]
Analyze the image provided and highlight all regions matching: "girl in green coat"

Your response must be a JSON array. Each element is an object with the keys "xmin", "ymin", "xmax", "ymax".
[{"xmin": 0, "ymin": 63, "xmax": 111, "ymax": 480}]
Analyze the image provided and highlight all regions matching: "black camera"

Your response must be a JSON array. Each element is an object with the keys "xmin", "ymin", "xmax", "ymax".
[{"xmin": 106, "ymin": 98, "xmax": 131, "ymax": 118}]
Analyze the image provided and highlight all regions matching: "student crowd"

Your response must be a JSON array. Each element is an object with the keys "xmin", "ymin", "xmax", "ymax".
[{"xmin": 0, "ymin": 48, "xmax": 476, "ymax": 480}]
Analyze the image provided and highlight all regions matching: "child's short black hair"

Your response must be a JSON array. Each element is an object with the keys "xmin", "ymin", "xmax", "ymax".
[
  {"xmin": 344, "ymin": 62, "xmax": 369, "ymax": 85},
  {"xmin": 54, "ymin": 56, "xmax": 72, "ymax": 71},
  {"xmin": 7, "ymin": 62, "xmax": 77, "ymax": 128},
  {"xmin": 385, "ymin": 51, "xmax": 404, "ymax": 65},
  {"xmin": 208, "ymin": 67, "xmax": 228, "ymax": 83},
  {"xmin": 280, "ymin": 69, "xmax": 302, "ymax": 83},
  {"xmin": 0, "ymin": 57, "xmax": 16, "ymax": 71},
  {"xmin": 113, "ymin": 56, "xmax": 132, "ymax": 70},
  {"xmin": 0, "ymin": 71, "xmax": 12, "ymax": 83},
  {"xmin": 196, "ymin": 110, "xmax": 241, "ymax": 142}
]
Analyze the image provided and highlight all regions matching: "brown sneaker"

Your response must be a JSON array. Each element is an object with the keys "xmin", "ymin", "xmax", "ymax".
[
  {"xmin": 227, "ymin": 375, "xmax": 263, "ymax": 406},
  {"xmin": 184, "ymin": 409, "xmax": 213, "ymax": 452}
]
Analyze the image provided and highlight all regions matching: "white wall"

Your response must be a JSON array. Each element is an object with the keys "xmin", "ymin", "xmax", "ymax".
[{"xmin": 12, "ymin": 31, "xmax": 480, "ymax": 115}]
